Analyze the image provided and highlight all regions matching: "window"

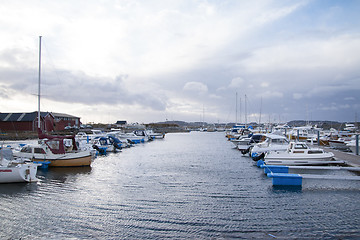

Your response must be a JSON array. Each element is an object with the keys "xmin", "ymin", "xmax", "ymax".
[
  {"xmin": 34, "ymin": 148, "xmax": 46, "ymax": 154},
  {"xmin": 20, "ymin": 146, "xmax": 32, "ymax": 153},
  {"xmin": 47, "ymin": 140, "xmax": 60, "ymax": 150}
]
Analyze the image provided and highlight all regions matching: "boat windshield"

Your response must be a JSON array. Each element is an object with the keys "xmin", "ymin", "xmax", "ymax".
[{"xmin": 294, "ymin": 143, "xmax": 308, "ymax": 149}]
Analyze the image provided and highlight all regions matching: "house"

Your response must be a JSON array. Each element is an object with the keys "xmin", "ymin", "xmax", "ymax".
[
  {"xmin": 0, "ymin": 111, "xmax": 81, "ymax": 132},
  {"xmin": 115, "ymin": 120, "xmax": 127, "ymax": 127},
  {"xmin": 51, "ymin": 112, "xmax": 81, "ymax": 131},
  {"xmin": 0, "ymin": 112, "xmax": 55, "ymax": 132}
]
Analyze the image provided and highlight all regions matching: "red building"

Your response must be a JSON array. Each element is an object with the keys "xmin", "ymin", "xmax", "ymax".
[
  {"xmin": 0, "ymin": 112, "xmax": 55, "ymax": 132},
  {"xmin": 0, "ymin": 112, "xmax": 81, "ymax": 132},
  {"xmin": 51, "ymin": 112, "xmax": 81, "ymax": 131}
]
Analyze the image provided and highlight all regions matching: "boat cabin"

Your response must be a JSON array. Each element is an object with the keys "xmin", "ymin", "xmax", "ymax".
[{"xmin": 288, "ymin": 142, "xmax": 324, "ymax": 154}]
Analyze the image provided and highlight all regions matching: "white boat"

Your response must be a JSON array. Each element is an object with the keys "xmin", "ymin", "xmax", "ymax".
[
  {"xmin": 13, "ymin": 131, "xmax": 92, "ymax": 167},
  {"xmin": 237, "ymin": 134, "xmax": 266, "ymax": 155},
  {"xmin": 75, "ymin": 130, "xmax": 105, "ymax": 143},
  {"xmin": 264, "ymin": 142, "xmax": 335, "ymax": 166},
  {"xmin": 328, "ymin": 138, "xmax": 351, "ymax": 151},
  {"xmin": 0, "ymin": 148, "xmax": 39, "ymax": 183},
  {"xmin": 145, "ymin": 130, "xmax": 165, "ymax": 139},
  {"xmin": 90, "ymin": 136, "xmax": 123, "ymax": 155},
  {"xmin": 225, "ymin": 125, "xmax": 247, "ymax": 140},
  {"xmin": 250, "ymin": 134, "xmax": 289, "ymax": 160}
]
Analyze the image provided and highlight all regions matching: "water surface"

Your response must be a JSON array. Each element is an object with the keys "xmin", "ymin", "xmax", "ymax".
[{"xmin": 1, "ymin": 132, "xmax": 359, "ymax": 239}]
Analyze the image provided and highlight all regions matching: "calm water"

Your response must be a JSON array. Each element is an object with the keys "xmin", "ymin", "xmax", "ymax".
[{"xmin": 1, "ymin": 132, "xmax": 359, "ymax": 239}]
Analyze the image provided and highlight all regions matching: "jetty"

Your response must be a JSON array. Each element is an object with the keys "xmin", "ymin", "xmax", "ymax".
[
  {"xmin": 260, "ymin": 147, "xmax": 360, "ymax": 186},
  {"xmin": 319, "ymin": 146, "xmax": 360, "ymax": 167}
]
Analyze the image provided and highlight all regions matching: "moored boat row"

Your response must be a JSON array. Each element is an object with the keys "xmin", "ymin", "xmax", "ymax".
[{"xmin": 1, "ymin": 128, "xmax": 165, "ymax": 183}]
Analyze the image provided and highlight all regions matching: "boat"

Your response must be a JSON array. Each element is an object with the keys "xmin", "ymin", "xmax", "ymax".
[
  {"xmin": 91, "ymin": 136, "xmax": 123, "ymax": 155},
  {"xmin": 0, "ymin": 148, "xmax": 40, "ymax": 183},
  {"xmin": 13, "ymin": 130, "xmax": 92, "ymax": 167},
  {"xmin": 328, "ymin": 138, "xmax": 351, "ymax": 151},
  {"xmin": 263, "ymin": 142, "xmax": 336, "ymax": 166},
  {"xmin": 145, "ymin": 130, "xmax": 165, "ymax": 139},
  {"xmin": 237, "ymin": 133, "xmax": 266, "ymax": 155},
  {"xmin": 287, "ymin": 125, "xmax": 320, "ymax": 141},
  {"xmin": 225, "ymin": 125, "xmax": 247, "ymax": 140},
  {"xmin": 250, "ymin": 133, "xmax": 289, "ymax": 160}
]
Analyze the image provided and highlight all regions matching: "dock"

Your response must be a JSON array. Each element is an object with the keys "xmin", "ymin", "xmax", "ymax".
[
  {"xmin": 260, "ymin": 146, "xmax": 360, "ymax": 186},
  {"xmin": 267, "ymin": 172, "xmax": 360, "ymax": 186},
  {"xmin": 318, "ymin": 146, "xmax": 360, "ymax": 167}
]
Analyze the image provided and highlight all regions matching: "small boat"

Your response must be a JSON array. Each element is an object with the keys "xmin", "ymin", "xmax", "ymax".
[
  {"xmin": 250, "ymin": 134, "xmax": 289, "ymax": 160},
  {"xmin": 328, "ymin": 138, "xmax": 351, "ymax": 151},
  {"xmin": 264, "ymin": 142, "xmax": 335, "ymax": 166},
  {"xmin": 91, "ymin": 136, "xmax": 123, "ymax": 155},
  {"xmin": 237, "ymin": 134, "xmax": 266, "ymax": 155},
  {"xmin": 0, "ymin": 148, "xmax": 40, "ymax": 183},
  {"xmin": 145, "ymin": 130, "xmax": 165, "ymax": 139},
  {"xmin": 13, "ymin": 130, "xmax": 92, "ymax": 167}
]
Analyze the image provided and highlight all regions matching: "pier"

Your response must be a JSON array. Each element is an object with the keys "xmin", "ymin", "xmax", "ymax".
[
  {"xmin": 319, "ymin": 146, "xmax": 360, "ymax": 167},
  {"xmin": 261, "ymin": 147, "xmax": 360, "ymax": 186}
]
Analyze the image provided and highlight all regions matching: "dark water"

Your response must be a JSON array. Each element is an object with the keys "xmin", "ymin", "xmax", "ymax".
[{"xmin": 1, "ymin": 132, "xmax": 359, "ymax": 239}]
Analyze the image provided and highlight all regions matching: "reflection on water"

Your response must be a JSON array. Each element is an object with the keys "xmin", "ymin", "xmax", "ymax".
[
  {"xmin": 0, "ymin": 132, "xmax": 359, "ymax": 239},
  {"xmin": 37, "ymin": 166, "xmax": 92, "ymax": 183}
]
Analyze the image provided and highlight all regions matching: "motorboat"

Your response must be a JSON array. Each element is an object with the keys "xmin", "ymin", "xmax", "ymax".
[
  {"xmin": 13, "ymin": 130, "xmax": 92, "ymax": 167},
  {"xmin": 75, "ymin": 129, "xmax": 105, "ymax": 143},
  {"xmin": 237, "ymin": 133, "xmax": 266, "ymax": 155},
  {"xmin": 91, "ymin": 136, "xmax": 123, "ymax": 155},
  {"xmin": 225, "ymin": 125, "xmax": 248, "ymax": 140},
  {"xmin": 145, "ymin": 130, "xmax": 165, "ymax": 139},
  {"xmin": 250, "ymin": 134, "xmax": 289, "ymax": 160},
  {"xmin": 0, "ymin": 148, "xmax": 40, "ymax": 183},
  {"xmin": 287, "ymin": 125, "xmax": 320, "ymax": 141},
  {"xmin": 264, "ymin": 142, "xmax": 335, "ymax": 166},
  {"xmin": 328, "ymin": 138, "xmax": 351, "ymax": 151}
]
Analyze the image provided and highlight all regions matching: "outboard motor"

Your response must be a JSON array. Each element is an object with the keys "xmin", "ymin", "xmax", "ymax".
[{"xmin": 92, "ymin": 144, "xmax": 106, "ymax": 155}]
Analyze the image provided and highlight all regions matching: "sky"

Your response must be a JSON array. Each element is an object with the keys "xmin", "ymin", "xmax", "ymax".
[{"xmin": 0, "ymin": 0, "xmax": 359, "ymax": 124}]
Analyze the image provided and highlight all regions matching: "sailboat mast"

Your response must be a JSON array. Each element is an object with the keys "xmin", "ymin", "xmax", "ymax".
[
  {"xmin": 245, "ymin": 94, "xmax": 247, "ymax": 127},
  {"xmin": 38, "ymin": 36, "xmax": 42, "ymax": 129},
  {"xmin": 259, "ymin": 96, "xmax": 262, "ymax": 125},
  {"xmin": 235, "ymin": 92, "xmax": 238, "ymax": 125}
]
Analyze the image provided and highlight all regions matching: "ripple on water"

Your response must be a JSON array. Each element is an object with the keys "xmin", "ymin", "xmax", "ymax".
[{"xmin": 0, "ymin": 132, "xmax": 360, "ymax": 239}]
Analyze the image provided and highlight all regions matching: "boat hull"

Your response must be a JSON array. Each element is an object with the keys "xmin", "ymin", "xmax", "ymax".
[
  {"xmin": 0, "ymin": 163, "xmax": 39, "ymax": 183},
  {"xmin": 265, "ymin": 153, "xmax": 335, "ymax": 166},
  {"xmin": 33, "ymin": 154, "xmax": 92, "ymax": 167},
  {"xmin": 264, "ymin": 159, "xmax": 336, "ymax": 166}
]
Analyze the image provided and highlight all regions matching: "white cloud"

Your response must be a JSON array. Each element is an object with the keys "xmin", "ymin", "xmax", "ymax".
[
  {"xmin": 183, "ymin": 81, "xmax": 208, "ymax": 94},
  {"xmin": 0, "ymin": 0, "xmax": 359, "ymax": 123},
  {"xmin": 229, "ymin": 77, "xmax": 245, "ymax": 88}
]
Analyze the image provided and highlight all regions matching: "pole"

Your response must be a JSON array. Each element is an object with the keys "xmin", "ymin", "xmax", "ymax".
[
  {"xmin": 38, "ymin": 36, "xmax": 42, "ymax": 129},
  {"xmin": 297, "ymin": 129, "xmax": 299, "ymax": 142},
  {"xmin": 317, "ymin": 130, "xmax": 320, "ymax": 146},
  {"xmin": 356, "ymin": 134, "xmax": 359, "ymax": 155}
]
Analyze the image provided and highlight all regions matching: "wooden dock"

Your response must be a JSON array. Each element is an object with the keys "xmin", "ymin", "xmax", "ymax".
[{"xmin": 318, "ymin": 146, "xmax": 360, "ymax": 167}]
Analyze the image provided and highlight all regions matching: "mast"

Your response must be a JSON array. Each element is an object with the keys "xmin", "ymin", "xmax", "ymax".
[
  {"xmin": 235, "ymin": 92, "xmax": 238, "ymax": 125},
  {"xmin": 259, "ymin": 96, "xmax": 262, "ymax": 125},
  {"xmin": 38, "ymin": 36, "xmax": 42, "ymax": 129},
  {"xmin": 240, "ymin": 96, "xmax": 242, "ymax": 125},
  {"xmin": 245, "ymin": 94, "xmax": 247, "ymax": 127}
]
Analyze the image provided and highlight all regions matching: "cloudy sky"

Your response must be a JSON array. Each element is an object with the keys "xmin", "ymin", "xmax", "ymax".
[{"xmin": 0, "ymin": 0, "xmax": 359, "ymax": 124}]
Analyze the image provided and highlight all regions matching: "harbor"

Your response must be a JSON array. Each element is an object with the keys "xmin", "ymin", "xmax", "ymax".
[
  {"xmin": 0, "ymin": 131, "xmax": 359, "ymax": 239},
  {"xmin": 1, "ymin": 1, "xmax": 360, "ymax": 238}
]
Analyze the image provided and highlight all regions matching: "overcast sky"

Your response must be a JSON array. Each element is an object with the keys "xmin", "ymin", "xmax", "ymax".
[{"xmin": 0, "ymin": 0, "xmax": 359, "ymax": 124}]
